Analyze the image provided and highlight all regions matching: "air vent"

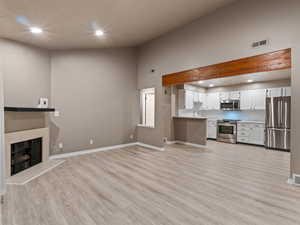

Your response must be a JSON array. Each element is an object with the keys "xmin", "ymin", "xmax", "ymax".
[
  {"xmin": 252, "ymin": 39, "xmax": 269, "ymax": 48},
  {"xmin": 293, "ymin": 174, "xmax": 300, "ymax": 186}
]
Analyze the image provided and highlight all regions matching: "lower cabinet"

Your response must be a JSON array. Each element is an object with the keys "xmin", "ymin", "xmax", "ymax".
[
  {"xmin": 207, "ymin": 119, "xmax": 217, "ymax": 139},
  {"xmin": 237, "ymin": 122, "xmax": 265, "ymax": 146}
]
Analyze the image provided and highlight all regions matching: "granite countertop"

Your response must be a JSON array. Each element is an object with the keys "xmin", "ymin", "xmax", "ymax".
[
  {"xmin": 173, "ymin": 116, "xmax": 207, "ymax": 120},
  {"xmin": 238, "ymin": 120, "xmax": 265, "ymax": 124}
]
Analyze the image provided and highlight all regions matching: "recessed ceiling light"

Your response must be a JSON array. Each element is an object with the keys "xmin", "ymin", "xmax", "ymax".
[
  {"xmin": 30, "ymin": 27, "xmax": 43, "ymax": 34},
  {"xmin": 247, "ymin": 79, "xmax": 254, "ymax": 83},
  {"xmin": 198, "ymin": 81, "xmax": 204, "ymax": 84},
  {"xmin": 209, "ymin": 84, "xmax": 214, "ymax": 87},
  {"xmin": 95, "ymin": 29, "xmax": 104, "ymax": 36}
]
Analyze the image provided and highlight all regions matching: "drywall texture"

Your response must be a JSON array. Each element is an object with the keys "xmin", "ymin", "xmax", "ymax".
[
  {"xmin": 50, "ymin": 48, "xmax": 139, "ymax": 154},
  {"xmin": 173, "ymin": 118, "xmax": 207, "ymax": 145},
  {"xmin": 0, "ymin": 54, "xmax": 5, "ymax": 194},
  {"xmin": 0, "ymin": 39, "xmax": 51, "ymax": 107},
  {"xmin": 137, "ymin": 0, "xmax": 300, "ymax": 173},
  {"xmin": 4, "ymin": 112, "xmax": 47, "ymax": 133},
  {"xmin": 291, "ymin": 32, "xmax": 300, "ymax": 175}
]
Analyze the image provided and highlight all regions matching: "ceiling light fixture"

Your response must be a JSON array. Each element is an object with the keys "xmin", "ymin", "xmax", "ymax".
[
  {"xmin": 30, "ymin": 27, "xmax": 43, "ymax": 34},
  {"xmin": 95, "ymin": 29, "xmax": 104, "ymax": 36},
  {"xmin": 247, "ymin": 79, "xmax": 254, "ymax": 83},
  {"xmin": 209, "ymin": 84, "xmax": 214, "ymax": 87}
]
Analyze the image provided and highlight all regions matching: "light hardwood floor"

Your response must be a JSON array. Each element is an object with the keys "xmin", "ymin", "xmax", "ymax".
[{"xmin": 2, "ymin": 141, "xmax": 300, "ymax": 225}]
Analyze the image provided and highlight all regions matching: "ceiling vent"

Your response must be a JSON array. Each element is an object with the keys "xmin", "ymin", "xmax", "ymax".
[{"xmin": 252, "ymin": 39, "xmax": 269, "ymax": 48}]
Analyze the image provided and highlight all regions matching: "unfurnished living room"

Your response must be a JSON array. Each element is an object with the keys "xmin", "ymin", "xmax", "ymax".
[{"xmin": 0, "ymin": 0, "xmax": 300, "ymax": 224}]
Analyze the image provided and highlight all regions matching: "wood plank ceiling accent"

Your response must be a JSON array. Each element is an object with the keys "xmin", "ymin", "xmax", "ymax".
[{"xmin": 162, "ymin": 48, "xmax": 291, "ymax": 86}]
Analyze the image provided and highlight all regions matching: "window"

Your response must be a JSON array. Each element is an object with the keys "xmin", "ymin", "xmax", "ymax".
[{"xmin": 139, "ymin": 88, "xmax": 155, "ymax": 128}]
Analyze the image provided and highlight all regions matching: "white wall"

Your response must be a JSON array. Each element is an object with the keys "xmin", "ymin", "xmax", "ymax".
[{"xmin": 137, "ymin": 0, "xmax": 300, "ymax": 174}]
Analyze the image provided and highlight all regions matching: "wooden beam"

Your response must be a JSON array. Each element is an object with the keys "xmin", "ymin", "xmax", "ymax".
[{"xmin": 162, "ymin": 48, "xmax": 291, "ymax": 86}]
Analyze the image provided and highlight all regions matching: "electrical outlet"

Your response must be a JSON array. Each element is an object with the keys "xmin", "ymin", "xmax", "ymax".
[
  {"xmin": 90, "ymin": 139, "xmax": 94, "ymax": 145},
  {"xmin": 54, "ymin": 111, "xmax": 60, "ymax": 117},
  {"xmin": 129, "ymin": 134, "xmax": 134, "ymax": 139},
  {"xmin": 58, "ymin": 142, "xmax": 63, "ymax": 149}
]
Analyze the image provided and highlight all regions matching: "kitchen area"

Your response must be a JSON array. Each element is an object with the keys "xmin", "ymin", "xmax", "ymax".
[{"xmin": 172, "ymin": 69, "xmax": 291, "ymax": 152}]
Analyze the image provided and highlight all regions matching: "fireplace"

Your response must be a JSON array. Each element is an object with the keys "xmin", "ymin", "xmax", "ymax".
[
  {"xmin": 11, "ymin": 138, "xmax": 42, "ymax": 175},
  {"xmin": 5, "ymin": 128, "xmax": 49, "ymax": 178}
]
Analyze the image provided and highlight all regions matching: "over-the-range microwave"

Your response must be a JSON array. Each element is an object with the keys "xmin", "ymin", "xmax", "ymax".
[{"xmin": 220, "ymin": 100, "xmax": 240, "ymax": 111}]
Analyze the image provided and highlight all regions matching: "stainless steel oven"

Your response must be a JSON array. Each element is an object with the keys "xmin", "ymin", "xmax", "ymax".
[
  {"xmin": 217, "ymin": 120, "xmax": 238, "ymax": 144},
  {"xmin": 220, "ymin": 100, "xmax": 240, "ymax": 111}
]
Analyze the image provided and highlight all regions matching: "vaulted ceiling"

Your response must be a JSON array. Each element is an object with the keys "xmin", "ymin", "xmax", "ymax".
[{"xmin": 0, "ymin": 0, "xmax": 237, "ymax": 49}]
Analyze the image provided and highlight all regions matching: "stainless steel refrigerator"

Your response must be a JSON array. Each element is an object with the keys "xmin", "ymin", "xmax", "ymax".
[{"xmin": 265, "ymin": 96, "xmax": 291, "ymax": 151}]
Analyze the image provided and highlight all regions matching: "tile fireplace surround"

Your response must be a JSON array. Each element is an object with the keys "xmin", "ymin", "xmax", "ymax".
[{"xmin": 5, "ymin": 127, "xmax": 49, "ymax": 178}]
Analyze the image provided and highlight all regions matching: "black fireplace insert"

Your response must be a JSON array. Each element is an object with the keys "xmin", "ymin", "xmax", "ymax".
[{"xmin": 11, "ymin": 138, "xmax": 42, "ymax": 175}]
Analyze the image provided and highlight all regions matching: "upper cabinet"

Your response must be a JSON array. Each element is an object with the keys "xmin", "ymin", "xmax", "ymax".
[
  {"xmin": 206, "ymin": 93, "xmax": 220, "ymax": 110},
  {"xmin": 178, "ymin": 89, "xmax": 194, "ymax": 109},
  {"xmin": 266, "ymin": 87, "xmax": 291, "ymax": 97},
  {"xmin": 178, "ymin": 86, "xmax": 291, "ymax": 111},
  {"xmin": 178, "ymin": 89, "xmax": 206, "ymax": 110},
  {"xmin": 219, "ymin": 91, "xmax": 240, "ymax": 101},
  {"xmin": 240, "ymin": 89, "xmax": 266, "ymax": 110}
]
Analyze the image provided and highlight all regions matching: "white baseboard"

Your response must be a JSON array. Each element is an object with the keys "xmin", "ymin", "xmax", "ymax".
[
  {"xmin": 50, "ymin": 142, "xmax": 164, "ymax": 159},
  {"xmin": 168, "ymin": 140, "xmax": 207, "ymax": 148},
  {"xmin": 166, "ymin": 140, "xmax": 176, "ymax": 145},
  {"xmin": 50, "ymin": 142, "xmax": 138, "ymax": 159},
  {"xmin": 136, "ymin": 142, "xmax": 165, "ymax": 151}
]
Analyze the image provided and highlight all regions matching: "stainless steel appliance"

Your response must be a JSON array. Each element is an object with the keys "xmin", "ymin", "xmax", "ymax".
[
  {"xmin": 217, "ymin": 120, "xmax": 238, "ymax": 144},
  {"xmin": 265, "ymin": 96, "xmax": 291, "ymax": 151},
  {"xmin": 220, "ymin": 100, "xmax": 240, "ymax": 111}
]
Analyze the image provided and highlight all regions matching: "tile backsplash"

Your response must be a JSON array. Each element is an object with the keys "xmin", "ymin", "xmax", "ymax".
[{"xmin": 178, "ymin": 109, "xmax": 265, "ymax": 121}]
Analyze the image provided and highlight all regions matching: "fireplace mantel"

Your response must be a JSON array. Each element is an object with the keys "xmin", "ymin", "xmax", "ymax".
[{"xmin": 4, "ymin": 107, "xmax": 55, "ymax": 112}]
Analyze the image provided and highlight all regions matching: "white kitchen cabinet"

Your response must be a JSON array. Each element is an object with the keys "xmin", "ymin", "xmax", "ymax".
[
  {"xmin": 237, "ymin": 122, "xmax": 265, "ymax": 146},
  {"xmin": 219, "ymin": 91, "xmax": 240, "ymax": 101},
  {"xmin": 240, "ymin": 90, "xmax": 254, "ymax": 110},
  {"xmin": 240, "ymin": 89, "xmax": 266, "ymax": 110},
  {"xmin": 185, "ymin": 90, "xmax": 194, "ymax": 109},
  {"xmin": 206, "ymin": 93, "xmax": 220, "ymax": 110},
  {"xmin": 266, "ymin": 88, "xmax": 281, "ymax": 97},
  {"xmin": 266, "ymin": 87, "xmax": 291, "ymax": 97},
  {"xmin": 252, "ymin": 89, "xmax": 266, "ymax": 110},
  {"xmin": 219, "ymin": 92, "xmax": 230, "ymax": 101},
  {"xmin": 284, "ymin": 87, "xmax": 291, "ymax": 96},
  {"xmin": 193, "ymin": 92, "xmax": 199, "ymax": 102},
  {"xmin": 178, "ymin": 90, "xmax": 194, "ymax": 109},
  {"xmin": 230, "ymin": 91, "xmax": 241, "ymax": 100},
  {"xmin": 198, "ymin": 93, "xmax": 206, "ymax": 109},
  {"xmin": 207, "ymin": 119, "xmax": 217, "ymax": 139}
]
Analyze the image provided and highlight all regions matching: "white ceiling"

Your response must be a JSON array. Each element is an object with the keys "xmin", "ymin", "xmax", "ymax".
[
  {"xmin": 0, "ymin": 0, "xmax": 236, "ymax": 49},
  {"xmin": 191, "ymin": 69, "xmax": 291, "ymax": 88}
]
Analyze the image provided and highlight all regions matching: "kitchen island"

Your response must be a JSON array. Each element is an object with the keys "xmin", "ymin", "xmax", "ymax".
[{"xmin": 173, "ymin": 116, "xmax": 207, "ymax": 146}]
